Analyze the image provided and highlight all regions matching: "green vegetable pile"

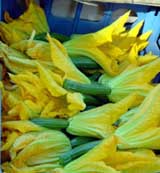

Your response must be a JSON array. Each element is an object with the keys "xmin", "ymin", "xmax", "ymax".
[{"xmin": 0, "ymin": 1, "xmax": 160, "ymax": 173}]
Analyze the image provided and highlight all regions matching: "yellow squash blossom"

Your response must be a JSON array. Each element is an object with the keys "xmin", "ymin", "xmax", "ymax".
[
  {"xmin": 98, "ymin": 22, "xmax": 151, "ymax": 65},
  {"xmin": 115, "ymin": 107, "xmax": 138, "ymax": 126},
  {"xmin": 2, "ymin": 120, "xmax": 45, "ymax": 133},
  {"xmin": 112, "ymin": 27, "xmax": 151, "ymax": 52},
  {"xmin": 100, "ymin": 59, "xmax": 160, "ymax": 102},
  {"xmin": 11, "ymin": 36, "xmax": 90, "ymax": 84},
  {"xmin": 11, "ymin": 35, "xmax": 90, "ymax": 84},
  {"xmin": 0, "ymin": 2, "xmax": 49, "ymax": 44},
  {"xmin": 37, "ymin": 63, "xmax": 86, "ymax": 117},
  {"xmin": 2, "ymin": 130, "xmax": 71, "ymax": 173},
  {"xmin": 55, "ymin": 136, "xmax": 119, "ymax": 173},
  {"xmin": 2, "ymin": 163, "xmax": 58, "ymax": 173},
  {"xmin": 2, "ymin": 120, "xmax": 45, "ymax": 153},
  {"xmin": 64, "ymin": 11, "xmax": 153, "ymax": 75},
  {"xmin": 11, "ymin": 39, "xmax": 51, "ymax": 61},
  {"xmin": 47, "ymin": 34, "xmax": 90, "ymax": 84},
  {"xmin": 2, "ymin": 89, "xmax": 21, "ymax": 113},
  {"xmin": 8, "ymin": 64, "xmax": 86, "ymax": 119},
  {"xmin": 64, "ymin": 12, "xmax": 131, "ymax": 76},
  {"xmin": 2, "ymin": 132, "xmax": 20, "ymax": 151},
  {"xmin": 67, "ymin": 93, "xmax": 142, "ymax": 138},
  {"xmin": 137, "ymin": 52, "xmax": 158, "ymax": 66},
  {"xmin": 56, "ymin": 135, "xmax": 160, "ymax": 173},
  {"xmin": 64, "ymin": 12, "xmax": 130, "ymax": 48},
  {"xmin": 37, "ymin": 63, "xmax": 67, "ymax": 97},
  {"xmin": 115, "ymin": 84, "xmax": 160, "ymax": 149},
  {"xmin": 104, "ymin": 148, "xmax": 160, "ymax": 173},
  {"xmin": 0, "ymin": 42, "xmax": 54, "ymax": 74}
]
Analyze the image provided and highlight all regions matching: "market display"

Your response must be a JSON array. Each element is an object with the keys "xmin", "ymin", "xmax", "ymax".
[{"xmin": 0, "ymin": 2, "xmax": 160, "ymax": 173}]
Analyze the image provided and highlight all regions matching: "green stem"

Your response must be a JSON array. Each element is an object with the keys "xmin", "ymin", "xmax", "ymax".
[
  {"xmin": 31, "ymin": 118, "xmax": 69, "ymax": 129},
  {"xmin": 83, "ymin": 94, "xmax": 101, "ymax": 106},
  {"xmin": 70, "ymin": 57, "xmax": 100, "ymax": 69},
  {"xmin": 63, "ymin": 79, "xmax": 111, "ymax": 96},
  {"xmin": 71, "ymin": 137, "xmax": 96, "ymax": 147},
  {"xmin": 59, "ymin": 140, "xmax": 100, "ymax": 166}
]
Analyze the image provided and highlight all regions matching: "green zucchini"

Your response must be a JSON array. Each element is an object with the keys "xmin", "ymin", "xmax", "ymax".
[
  {"xmin": 59, "ymin": 140, "xmax": 100, "ymax": 166},
  {"xmin": 70, "ymin": 57, "xmax": 100, "ymax": 69},
  {"xmin": 63, "ymin": 79, "xmax": 111, "ymax": 96},
  {"xmin": 71, "ymin": 137, "xmax": 96, "ymax": 147},
  {"xmin": 31, "ymin": 118, "xmax": 69, "ymax": 129}
]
